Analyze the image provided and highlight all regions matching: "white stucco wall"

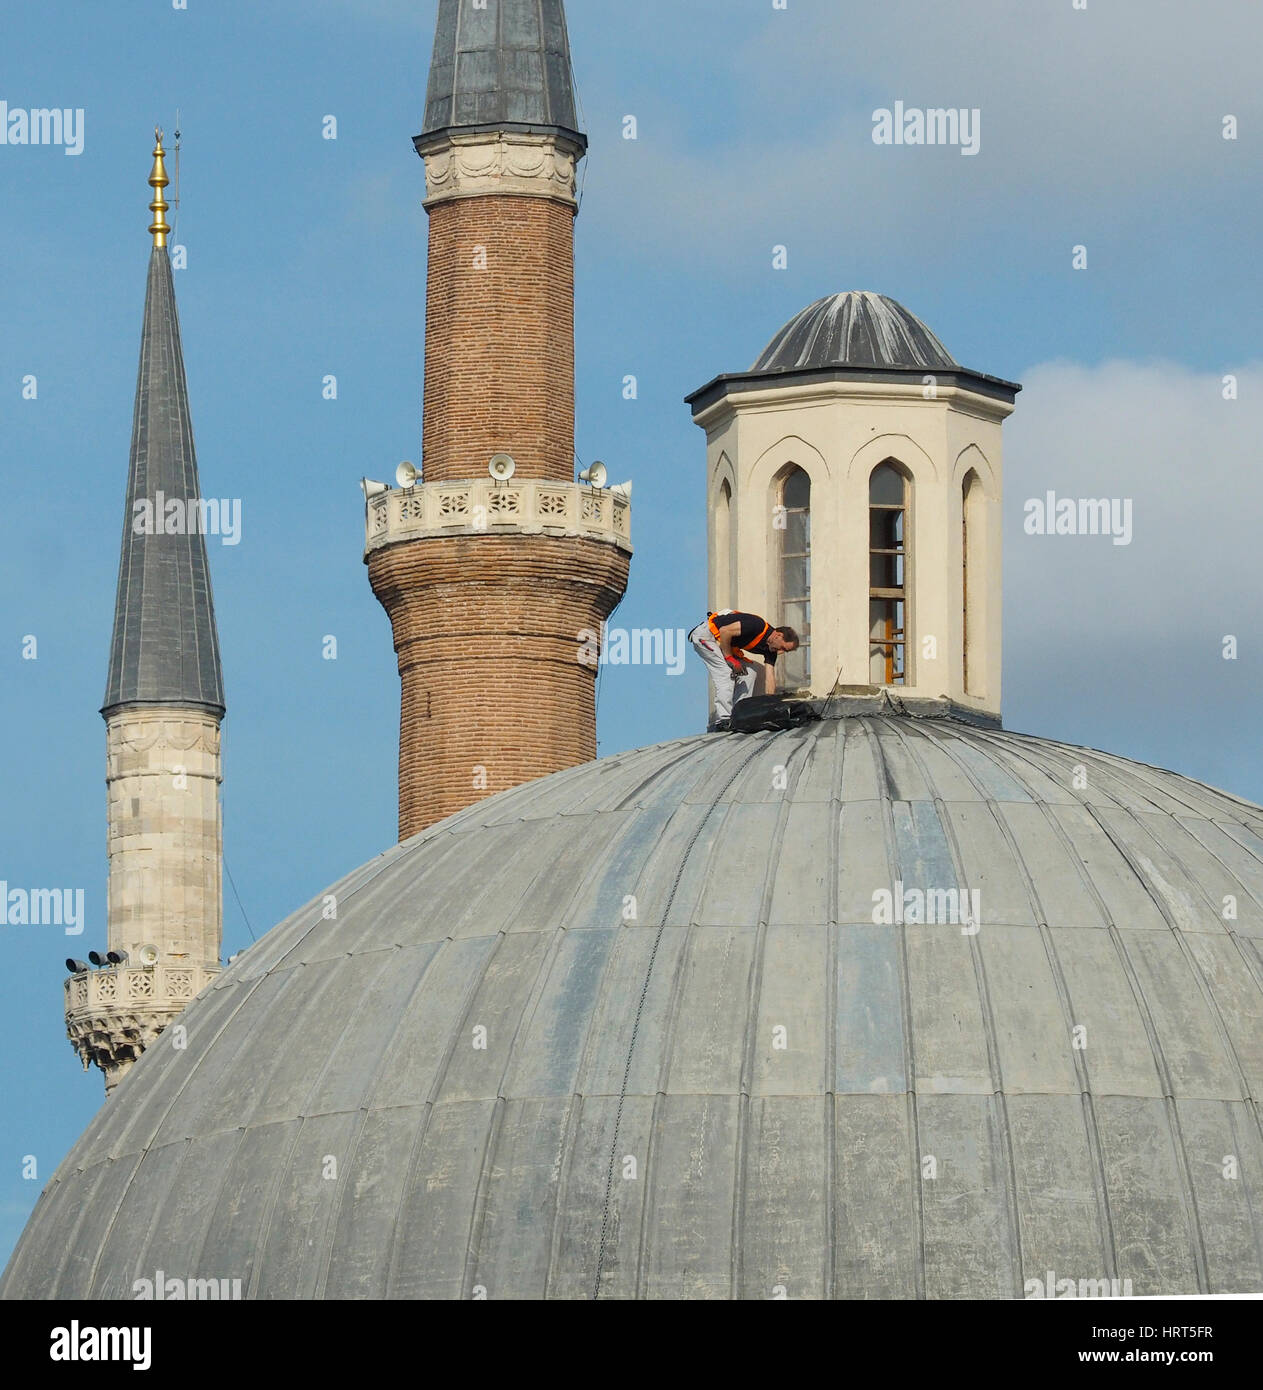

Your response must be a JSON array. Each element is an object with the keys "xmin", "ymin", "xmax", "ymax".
[{"xmin": 694, "ymin": 379, "xmax": 1014, "ymax": 717}]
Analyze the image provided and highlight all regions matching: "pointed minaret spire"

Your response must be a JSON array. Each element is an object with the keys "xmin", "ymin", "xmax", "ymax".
[
  {"xmin": 66, "ymin": 133, "xmax": 226, "ymax": 1094},
  {"xmin": 103, "ymin": 131, "xmax": 224, "ymax": 719},
  {"xmin": 418, "ymin": 0, "xmax": 585, "ymax": 149}
]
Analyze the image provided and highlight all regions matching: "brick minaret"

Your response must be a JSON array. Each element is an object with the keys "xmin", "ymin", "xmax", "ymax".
[
  {"xmin": 65, "ymin": 132, "xmax": 226, "ymax": 1094},
  {"xmin": 367, "ymin": 0, "xmax": 630, "ymax": 838}
]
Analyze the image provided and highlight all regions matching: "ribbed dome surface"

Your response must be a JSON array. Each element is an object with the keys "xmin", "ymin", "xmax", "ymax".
[
  {"xmin": 753, "ymin": 291, "xmax": 957, "ymax": 373},
  {"xmin": 6, "ymin": 714, "xmax": 1263, "ymax": 1300}
]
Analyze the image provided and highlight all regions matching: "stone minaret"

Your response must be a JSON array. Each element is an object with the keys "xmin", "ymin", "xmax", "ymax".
[
  {"xmin": 64, "ymin": 131, "xmax": 226, "ymax": 1094},
  {"xmin": 366, "ymin": 0, "xmax": 631, "ymax": 838}
]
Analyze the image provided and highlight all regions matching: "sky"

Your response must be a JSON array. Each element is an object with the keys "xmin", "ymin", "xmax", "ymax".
[{"xmin": 0, "ymin": 0, "xmax": 1259, "ymax": 1268}]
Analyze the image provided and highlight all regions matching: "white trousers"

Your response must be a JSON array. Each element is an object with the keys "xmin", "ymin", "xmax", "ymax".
[{"xmin": 689, "ymin": 623, "xmax": 757, "ymax": 721}]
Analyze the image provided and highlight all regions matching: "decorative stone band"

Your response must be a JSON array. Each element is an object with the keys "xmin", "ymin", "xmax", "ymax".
[
  {"xmin": 419, "ymin": 131, "xmax": 580, "ymax": 209},
  {"xmin": 65, "ymin": 963, "xmax": 219, "ymax": 1091},
  {"xmin": 364, "ymin": 479, "xmax": 632, "ymax": 559}
]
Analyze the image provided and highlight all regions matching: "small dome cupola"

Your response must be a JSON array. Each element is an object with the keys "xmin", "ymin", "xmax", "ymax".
[
  {"xmin": 688, "ymin": 291, "xmax": 1020, "ymax": 721},
  {"xmin": 752, "ymin": 291, "xmax": 958, "ymax": 374}
]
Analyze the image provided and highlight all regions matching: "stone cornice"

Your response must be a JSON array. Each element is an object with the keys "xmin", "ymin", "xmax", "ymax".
[
  {"xmin": 689, "ymin": 374, "xmax": 1019, "ymax": 430},
  {"xmin": 419, "ymin": 130, "xmax": 581, "ymax": 209},
  {"xmin": 687, "ymin": 366, "xmax": 1020, "ymax": 428}
]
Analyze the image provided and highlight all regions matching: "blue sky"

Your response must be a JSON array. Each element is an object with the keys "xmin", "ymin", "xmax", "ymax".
[{"xmin": 1, "ymin": 0, "xmax": 1260, "ymax": 1265}]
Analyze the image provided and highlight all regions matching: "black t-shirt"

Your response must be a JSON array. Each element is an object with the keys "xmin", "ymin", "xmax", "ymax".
[{"xmin": 711, "ymin": 611, "xmax": 776, "ymax": 663}]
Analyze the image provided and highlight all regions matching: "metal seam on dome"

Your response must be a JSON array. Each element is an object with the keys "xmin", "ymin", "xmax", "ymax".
[
  {"xmin": 463, "ymin": 1097, "xmax": 508, "ymax": 1298},
  {"xmin": 8, "ymin": 1155, "xmax": 111, "ymax": 1296},
  {"xmin": 1177, "ymin": 829, "xmax": 1263, "ymax": 1058},
  {"xmin": 538, "ymin": 814, "xmax": 705, "ymax": 1295},
  {"xmin": 381, "ymin": 934, "xmax": 504, "ymax": 1296},
  {"xmin": 71, "ymin": 971, "xmax": 283, "ymax": 1295},
  {"xmin": 592, "ymin": 733, "xmax": 781, "ymax": 1299},
  {"xmin": 542, "ymin": 767, "xmax": 731, "ymax": 1295},
  {"xmin": 934, "ymin": 723, "xmax": 1125, "ymax": 1277},
  {"xmin": 239, "ymin": 984, "xmax": 379, "ymax": 1297},
  {"xmin": 129, "ymin": 855, "xmax": 418, "ymax": 1298},
  {"xmin": 1048, "ymin": 739, "xmax": 1194, "ymax": 819},
  {"xmin": 955, "ymin": 732, "xmax": 1134, "ymax": 1277},
  {"xmin": 885, "ymin": 719, "xmax": 1028, "ymax": 1295},
  {"xmin": 1174, "ymin": 818, "xmax": 1263, "ymax": 922},
  {"xmin": 609, "ymin": 737, "xmax": 722, "ymax": 812},
  {"xmin": 1223, "ymin": 1103, "xmax": 1263, "ymax": 1276},
  {"xmin": 863, "ymin": 718, "xmax": 926, "ymax": 1298},
  {"xmin": 731, "ymin": 720, "xmax": 829, "ymax": 1297},
  {"xmin": 77, "ymin": 1151, "xmax": 150, "ymax": 1299},
  {"xmin": 1108, "ymin": 810, "xmax": 1260, "ymax": 1110},
  {"xmin": 897, "ymin": 721, "xmax": 1030, "ymax": 1292},
  {"xmin": 459, "ymin": 832, "xmax": 620, "ymax": 1298},
  {"xmin": 314, "ymin": 942, "xmax": 451, "ymax": 1299},
  {"xmin": 1082, "ymin": 807, "xmax": 1213, "ymax": 1290},
  {"xmin": 230, "ymin": 847, "xmax": 415, "ymax": 981},
  {"xmin": 822, "ymin": 719, "xmax": 848, "ymax": 1299},
  {"xmin": 958, "ymin": 723, "xmax": 1238, "ymax": 1283},
  {"xmin": 288, "ymin": 951, "xmax": 416, "ymax": 1297}
]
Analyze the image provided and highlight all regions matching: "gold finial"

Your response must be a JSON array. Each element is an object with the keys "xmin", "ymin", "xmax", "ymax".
[{"xmin": 148, "ymin": 126, "xmax": 170, "ymax": 248}]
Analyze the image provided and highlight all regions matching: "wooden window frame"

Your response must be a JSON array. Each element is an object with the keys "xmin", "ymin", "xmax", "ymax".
[{"xmin": 869, "ymin": 464, "xmax": 909, "ymax": 686}]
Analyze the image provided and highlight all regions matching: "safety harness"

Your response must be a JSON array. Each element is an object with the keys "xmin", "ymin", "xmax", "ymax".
[{"xmin": 708, "ymin": 611, "xmax": 771, "ymax": 661}]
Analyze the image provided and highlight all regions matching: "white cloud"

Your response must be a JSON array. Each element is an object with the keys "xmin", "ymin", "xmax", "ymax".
[
  {"xmin": 576, "ymin": 0, "xmax": 1261, "ymax": 272},
  {"xmin": 1003, "ymin": 359, "xmax": 1263, "ymax": 714}
]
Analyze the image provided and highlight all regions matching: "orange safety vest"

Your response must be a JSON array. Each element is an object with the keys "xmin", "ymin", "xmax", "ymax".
[{"xmin": 708, "ymin": 612, "xmax": 770, "ymax": 661}]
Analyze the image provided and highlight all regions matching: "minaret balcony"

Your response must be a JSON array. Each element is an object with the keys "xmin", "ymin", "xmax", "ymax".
[
  {"xmin": 64, "ymin": 963, "xmax": 220, "ymax": 1080},
  {"xmin": 363, "ymin": 479, "xmax": 632, "ymax": 559}
]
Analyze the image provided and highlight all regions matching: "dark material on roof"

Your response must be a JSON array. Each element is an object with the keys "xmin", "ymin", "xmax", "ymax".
[
  {"xmin": 102, "ymin": 248, "xmax": 225, "ymax": 720},
  {"xmin": 417, "ymin": 0, "xmax": 585, "ymax": 151},
  {"xmin": 729, "ymin": 689, "xmax": 1003, "ymax": 733},
  {"xmin": 753, "ymin": 291, "xmax": 957, "ymax": 373}
]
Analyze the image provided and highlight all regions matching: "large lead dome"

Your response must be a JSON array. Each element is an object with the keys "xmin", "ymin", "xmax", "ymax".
[{"xmin": 5, "ymin": 708, "xmax": 1263, "ymax": 1299}]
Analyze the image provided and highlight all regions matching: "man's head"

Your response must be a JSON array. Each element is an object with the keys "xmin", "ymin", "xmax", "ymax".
[{"xmin": 768, "ymin": 626, "xmax": 800, "ymax": 654}]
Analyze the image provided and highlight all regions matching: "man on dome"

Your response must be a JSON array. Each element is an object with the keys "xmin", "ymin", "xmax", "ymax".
[{"xmin": 688, "ymin": 610, "xmax": 800, "ymax": 732}]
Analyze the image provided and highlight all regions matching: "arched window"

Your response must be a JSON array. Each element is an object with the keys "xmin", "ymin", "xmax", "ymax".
[
  {"xmin": 962, "ymin": 470, "xmax": 982, "ymax": 695},
  {"xmin": 715, "ymin": 480, "xmax": 733, "ymax": 612},
  {"xmin": 869, "ymin": 462, "xmax": 909, "ymax": 685},
  {"xmin": 778, "ymin": 468, "xmax": 811, "ymax": 689}
]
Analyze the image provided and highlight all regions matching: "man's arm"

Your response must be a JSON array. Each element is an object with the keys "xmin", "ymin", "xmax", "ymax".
[
  {"xmin": 715, "ymin": 621, "xmax": 744, "ymax": 659},
  {"xmin": 758, "ymin": 661, "xmax": 777, "ymax": 696}
]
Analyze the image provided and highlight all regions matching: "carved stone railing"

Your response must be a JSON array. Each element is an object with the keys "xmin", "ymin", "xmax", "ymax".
[
  {"xmin": 363, "ymin": 479, "xmax": 632, "ymax": 558},
  {"xmin": 64, "ymin": 963, "xmax": 219, "ymax": 1091}
]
